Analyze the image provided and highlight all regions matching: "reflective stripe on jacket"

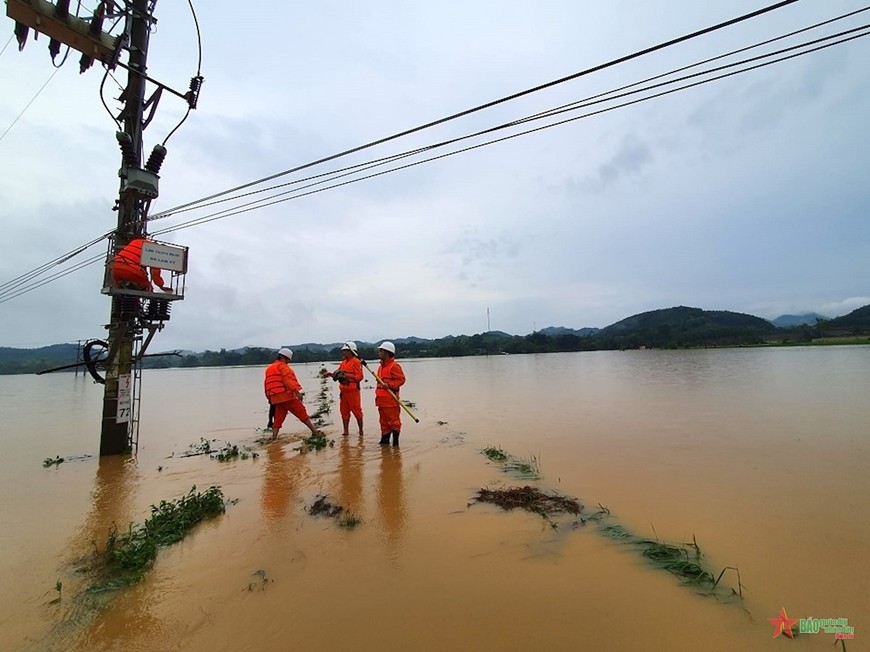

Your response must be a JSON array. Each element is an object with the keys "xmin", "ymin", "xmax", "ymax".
[
  {"xmin": 264, "ymin": 360, "xmax": 302, "ymax": 404},
  {"xmin": 375, "ymin": 358, "xmax": 405, "ymax": 407}
]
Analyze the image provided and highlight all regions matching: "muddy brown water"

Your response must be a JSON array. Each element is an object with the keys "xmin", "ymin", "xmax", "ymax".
[{"xmin": 0, "ymin": 348, "xmax": 867, "ymax": 650}]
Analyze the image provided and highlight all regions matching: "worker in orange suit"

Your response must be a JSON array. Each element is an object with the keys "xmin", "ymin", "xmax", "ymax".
[
  {"xmin": 375, "ymin": 341, "xmax": 405, "ymax": 446},
  {"xmin": 110, "ymin": 237, "xmax": 172, "ymax": 292},
  {"xmin": 322, "ymin": 341, "xmax": 364, "ymax": 437},
  {"xmin": 264, "ymin": 348, "xmax": 320, "ymax": 441}
]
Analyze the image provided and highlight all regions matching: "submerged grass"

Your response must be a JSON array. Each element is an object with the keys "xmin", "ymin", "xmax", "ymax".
[
  {"xmin": 296, "ymin": 431, "xmax": 334, "ymax": 453},
  {"xmin": 90, "ymin": 486, "xmax": 227, "ymax": 590},
  {"xmin": 480, "ymin": 447, "xmax": 541, "ymax": 479},
  {"xmin": 478, "ymin": 446, "xmax": 743, "ymax": 601}
]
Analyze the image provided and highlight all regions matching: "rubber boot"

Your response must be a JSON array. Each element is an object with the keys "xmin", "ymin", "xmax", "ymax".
[
  {"xmin": 379, "ymin": 433, "xmax": 391, "ymax": 445},
  {"xmin": 391, "ymin": 431, "xmax": 400, "ymax": 446}
]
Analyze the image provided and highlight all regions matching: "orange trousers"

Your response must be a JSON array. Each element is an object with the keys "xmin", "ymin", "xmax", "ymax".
[
  {"xmin": 272, "ymin": 398, "xmax": 309, "ymax": 429},
  {"xmin": 378, "ymin": 405, "xmax": 401, "ymax": 435},
  {"xmin": 339, "ymin": 390, "xmax": 363, "ymax": 421}
]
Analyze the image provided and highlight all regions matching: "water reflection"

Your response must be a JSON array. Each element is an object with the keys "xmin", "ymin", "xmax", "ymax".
[
  {"xmin": 336, "ymin": 437, "xmax": 364, "ymax": 517},
  {"xmin": 70, "ymin": 455, "xmax": 140, "ymax": 562},
  {"xmin": 376, "ymin": 447, "xmax": 406, "ymax": 555},
  {"xmin": 261, "ymin": 442, "xmax": 307, "ymax": 520}
]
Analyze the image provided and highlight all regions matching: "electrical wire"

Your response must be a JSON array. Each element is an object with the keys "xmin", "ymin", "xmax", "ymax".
[
  {"xmin": 0, "ymin": 68, "xmax": 61, "ymax": 145},
  {"xmin": 3, "ymin": 2, "xmax": 864, "ymax": 301},
  {"xmin": 148, "ymin": 5, "xmax": 870, "ymax": 224},
  {"xmin": 161, "ymin": 0, "xmax": 202, "ymax": 146},
  {"xmin": 1, "ymin": 34, "xmax": 16, "ymax": 58},
  {"xmin": 150, "ymin": 26, "xmax": 870, "ymax": 237},
  {"xmin": 148, "ymin": 19, "xmax": 870, "ymax": 235},
  {"xmin": 151, "ymin": 0, "xmax": 800, "ymax": 219}
]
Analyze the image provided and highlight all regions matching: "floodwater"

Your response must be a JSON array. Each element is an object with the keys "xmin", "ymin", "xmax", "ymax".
[{"xmin": 0, "ymin": 348, "xmax": 867, "ymax": 651}]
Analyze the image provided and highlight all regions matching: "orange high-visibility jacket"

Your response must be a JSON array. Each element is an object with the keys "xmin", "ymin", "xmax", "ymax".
[
  {"xmin": 375, "ymin": 358, "xmax": 405, "ymax": 407},
  {"xmin": 337, "ymin": 357, "xmax": 363, "ymax": 392},
  {"xmin": 264, "ymin": 360, "xmax": 302, "ymax": 404},
  {"xmin": 111, "ymin": 238, "xmax": 167, "ymax": 290}
]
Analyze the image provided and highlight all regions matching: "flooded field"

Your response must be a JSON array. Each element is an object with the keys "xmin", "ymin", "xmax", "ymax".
[{"xmin": 0, "ymin": 347, "xmax": 867, "ymax": 650}]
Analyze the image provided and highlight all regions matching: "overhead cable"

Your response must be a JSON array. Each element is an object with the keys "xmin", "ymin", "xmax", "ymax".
[
  {"xmin": 151, "ymin": 25, "xmax": 870, "ymax": 236},
  {"xmin": 150, "ymin": 0, "xmax": 800, "ymax": 220}
]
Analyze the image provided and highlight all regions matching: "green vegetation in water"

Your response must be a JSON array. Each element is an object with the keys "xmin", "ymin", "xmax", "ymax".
[
  {"xmin": 482, "ymin": 446, "xmax": 508, "ymax": 462},
  {"xmin": 179, "ymin": 437, "xmax": 215, "ymax": 457},
  {"xmin": 337, "ymin": 513, "xmax": 362, "ymax": 529},
  {"xmin": 480, "ymin": 447, "xmax": 541, "ymax": 479},
  {"xmin": 477, "ymin": 446, "xmax": 742, "ymax": 602},
  {"xmin": 43, "ymin": 455, "xmax": 64, "ymax": 468},
  {"xmin": 599, "ymin": 525, "xmax": 743, "ymax": 597},
  {"xmin": 310, "ymin": 373, "xmax": 335, "ymax": 427},
  {"xmin": 91, "ymin": 485, "xmax": 227, "ymax": 590},
  {"xmin": 48, "ymin": 580, "xmax": 62, "ymax": 604},
  {"xmin": 296, "ymin": 431, "xmax": 334, "ymax": 453},
  {"xmin": 210, "ymin": 442, "xmax": 259, "ymax": 462}
]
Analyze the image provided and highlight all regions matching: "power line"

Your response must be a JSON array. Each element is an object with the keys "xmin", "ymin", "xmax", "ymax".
[
  {"xmin": 0, "ymin": 67, "xmax": 61, "ymax": 145},
  {"xmin": 148, "ymin": 6, "xmax": 870, "ymax": 225},
  {"xmin": 150, "ymin": 0, "xmax": 800, "ymax": 220},
  {"xmin": 150, "ymin": 24, "xmax": 870, "ymax": 237},
  {"xmin": 5, "ymin": 2, "xmax": 865, "ymax": 302}
]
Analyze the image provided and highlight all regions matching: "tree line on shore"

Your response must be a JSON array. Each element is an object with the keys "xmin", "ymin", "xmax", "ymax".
[{"xmin": 2, "ymin": 305, "xmax": 868, "ymax": 375}]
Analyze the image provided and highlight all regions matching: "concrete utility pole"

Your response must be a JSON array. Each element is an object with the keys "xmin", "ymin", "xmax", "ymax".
[
  {"xmin": 8, "ymin": 0, "xmax": 194, "ymax": 455},
  {"xmin": 100, "ymin": 0, "xmax": 153, "ymax": 455}
]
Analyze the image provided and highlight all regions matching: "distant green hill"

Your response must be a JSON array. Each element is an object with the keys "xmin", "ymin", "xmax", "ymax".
[
  {"xmin": 600, "ymin": 306, "xmax": 777, "ymax": 349},
  {"xmin": 818, "ymin": 305, "xmax": 870, "ymax": 334}
]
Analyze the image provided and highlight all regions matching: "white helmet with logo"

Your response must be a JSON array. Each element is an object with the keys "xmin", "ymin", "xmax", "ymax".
[
  {"xmin": 378, "ymin": 341, "xmax": 396, "ymax": 354},
  {"xmin": 341, "ymin": 341, "xmax": 358, "ymax": 353}
]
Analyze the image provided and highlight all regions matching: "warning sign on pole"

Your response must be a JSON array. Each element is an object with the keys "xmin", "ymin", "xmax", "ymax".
[{"xmin": 117, "ymin": 373, "xmax": 131, "ymax": 423}]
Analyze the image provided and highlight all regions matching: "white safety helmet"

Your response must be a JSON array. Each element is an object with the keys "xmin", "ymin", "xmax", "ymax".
[
  {"xmin": 378, "ymin": 341, "xmax": 396, "ymax": 354},
  {"xmin": 278, "ymin": 347, "xmax": 293, "ymax": 360},
  {"xmin": 341, "ymin": 341, "xmax": 358, "ymax": 353}
]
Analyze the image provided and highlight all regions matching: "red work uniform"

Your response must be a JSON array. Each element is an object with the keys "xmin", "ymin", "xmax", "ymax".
[
  {"xmin": 336, "ymin": 356, "xmax": 364, "ymax": 422},
  {"xmin": 264, "ymin": 360, "xmax": 310, "ymax": 430},
  {"xmin": 111, "ymin": 238, "xmax": 167, "ymax": 291},
  {"xmin": 375, "ymin": 358, "xmax": 405, "ymax": 435}
]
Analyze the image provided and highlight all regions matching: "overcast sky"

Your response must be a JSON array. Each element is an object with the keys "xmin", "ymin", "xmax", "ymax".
[{"xmin": 1, "ymin": 0, "xmax": 868, "ymax": 352}]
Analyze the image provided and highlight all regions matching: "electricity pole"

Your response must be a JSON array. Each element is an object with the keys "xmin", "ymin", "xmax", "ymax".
[
  {"xmin": 100, "ymin": 0, "xmax": 153, "ymax": 455},
  {"xmin": 9, "ymin": 0, "xmax": 195, "ymax": 455}
]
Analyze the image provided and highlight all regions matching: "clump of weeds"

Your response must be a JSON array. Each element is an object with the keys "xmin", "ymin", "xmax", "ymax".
[
  {"xmin": 337, "ymin": 513, "xmax": 362, "ymax": 529},
  {"xmin": 90, "ymin": 486, "xmax": 227, "ymax": 591},
  {"xmin": 599, "ymin": 525, "xmax": 742, "ymax": 598},
  {"xmin": 296, "ymin": 431, "xmax": 333, "ymax": 453},
  {"xmin": 43, "ymin": 455, "xmax": 64, "ymax": 468},
  {"xmin": 482, "ymin": 446, "xmax": 508, "ymax": 462},
  {"xmin": 473, "ymin": 486, "xmax": 582, "ymax": 528},
  {"xmin": 480, "ymin": 446, "xmax": 541, "ymax": 479},
  {"xmin": 179, "ymin": 437, "xmax": 217, "ymax": 457},
  {"xmin": 211, "ymin": 442, "xmax": 259, "ymax": 462}
]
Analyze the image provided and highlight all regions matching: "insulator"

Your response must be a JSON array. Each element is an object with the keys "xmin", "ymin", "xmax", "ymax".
[
  {"xmin": 144, "ymin": 144, "xmax": 167, "ymax": 174},
  {"xmin": 118, "ymin": 296, "xmax": 141, "ymax": 319},
  {"xmin": 147, "ymin": 298, "xmax": 171, "ymax": 322},
  {"xmin": 116, "ymin": 131, "xmax": 137, "ymax": 168},
  {"xmin": 186, "ymin": 75, "xmax": 204, "ymax": 109}
]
